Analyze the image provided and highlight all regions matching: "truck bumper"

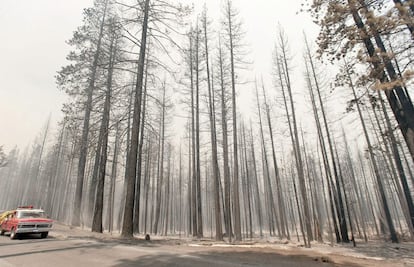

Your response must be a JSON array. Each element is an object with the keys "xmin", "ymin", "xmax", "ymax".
[{"xmin": 16, "ymin": 224, "xmax": 52, "ymax": 234}]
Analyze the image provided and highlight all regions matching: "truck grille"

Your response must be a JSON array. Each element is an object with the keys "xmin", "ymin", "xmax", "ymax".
[
  {"xmin": 19, "ymin": 224, "xmax": 51, "ymax": 229},
  {"xmin": 20, "ymin": 224, "xmax": 36, "ymax": 228}
]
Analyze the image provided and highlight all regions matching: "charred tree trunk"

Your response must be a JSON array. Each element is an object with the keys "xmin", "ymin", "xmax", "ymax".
[
  {"xmin": 344, "ymin": 58, "xmax": 398, "ymax": 243},
  {"xmin": 73, "ymin": 0, "xmax": 108, "ymax": 227},
  {"xmin": 92, "ymin": 33, "xmax": 116, "ymax": 233},
  {"xmin": 108, "ymin": 122, "xmax": 120, "ymax": 233},
  {"xmin": 121, "ymin": 0, "xmax": 150, "ymax": 238},
  {"xmin": 218, "ymin": 39, "xmax": 232, "ymax": 242},
  {"xmin": 203, "ymin": 9, "xmax": 222, "ymax": 241},
  {"xmin": 133, "ymin": 51, "xmax": 150, "ymax": 234},
  {"xmin": 153, "ymin": 83, "xmax": 166, "ymax": 234}
]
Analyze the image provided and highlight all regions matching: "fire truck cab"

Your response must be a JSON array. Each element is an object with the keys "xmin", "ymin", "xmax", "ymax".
[{"xmin": 0, "ymin": 206, "xmax": 53, "ymax": 239}]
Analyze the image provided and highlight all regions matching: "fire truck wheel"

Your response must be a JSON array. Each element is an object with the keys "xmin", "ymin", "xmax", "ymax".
[
  {"xmin": 10, "ymin": 228, "xmax": 18, "ymax": 240},
  {"xmin": 41, "ymin": 232, "xmax": 48, "ymax": 239}
]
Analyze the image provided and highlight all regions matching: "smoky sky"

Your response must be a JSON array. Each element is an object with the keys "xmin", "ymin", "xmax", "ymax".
[{"xmin": 0, "ymin": 0, "xmax": 319, "ymax": 152}]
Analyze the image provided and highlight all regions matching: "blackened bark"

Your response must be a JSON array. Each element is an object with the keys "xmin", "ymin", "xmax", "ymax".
[
  {"xmin": 73, "ymin": 0, "xmax": 108, "ymax": 227},
  {"xmin": 92, "ymin": 33, "xmax": 116, "ymax": 233},
  {"xmin": 122, "ymin": 0, "xmax": 150, "ymax": 238}
]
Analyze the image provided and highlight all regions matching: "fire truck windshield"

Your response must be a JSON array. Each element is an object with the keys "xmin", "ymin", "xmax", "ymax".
[{"xmin": 16, "ymin": 211, "xmax": 45, "ymax": 219}]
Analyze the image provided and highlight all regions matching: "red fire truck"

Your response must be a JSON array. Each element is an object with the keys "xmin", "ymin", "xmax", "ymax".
[{"xmin": 0, "ymin": 206, "xmax": 53, "ymax": 239}]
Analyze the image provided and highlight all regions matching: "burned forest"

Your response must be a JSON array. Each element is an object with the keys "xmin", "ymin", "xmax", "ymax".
[{"xmin": 1, "ymin": 0, "xmax": 414, "ymax": 250}]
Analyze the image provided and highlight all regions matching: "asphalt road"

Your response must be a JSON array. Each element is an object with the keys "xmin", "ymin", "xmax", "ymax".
[
  {"xmin": 0, "ymin": 232, "xmax": 353, "ymax": 267},
  {"xmin": 0, "ymin": 230, "xmax": 408, "ymax": 267}
]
